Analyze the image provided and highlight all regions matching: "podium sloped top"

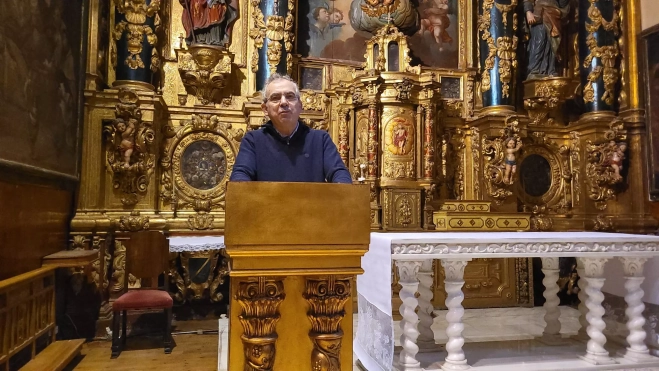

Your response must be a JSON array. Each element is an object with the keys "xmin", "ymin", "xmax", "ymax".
[{"xmin": 225, "ymin": 182, "xmax": 370, "ymax": 246}]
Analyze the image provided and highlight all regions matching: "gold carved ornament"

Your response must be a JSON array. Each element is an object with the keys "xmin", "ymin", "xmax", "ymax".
[
  {"xmin": 303, "ymin": 276, "xmax": 351, "ymax": 371},
  {"xmin": 103, "ymin": 89, "xmax": 156, "ymax": 206},
  {"xmin": 478, "ymin": 0, "xmax": 517, "ymax": 98},
  {"xmin": 249, "ymin": 0, "xmax": 266, "ymax": 72},
  {"xmin": 471, "ymin": 127, "xmax": 481, "ymax": 198},
  {"xmin": 524, "ymin": 79, "xmax": 569, "ymax": 126},
  {"xmin": 361, "ymin": 0, "xmax": 401, "ymax": 17},
  {"xmin": 423, "ymin": 103, "xmax": 435, "ymax": 180},
  {"xmin": 160, "ymin": 115, "xmax": 241, "ymax": 227},
  {"xmin": 112, "ymin": 0, "xmax": 161, "ymax": 71},
  {"xmin": 583, "ymin": 0, "xmax": 621, "ymax": 105},
  {"xmin": 584, "ymin": 117, "xmax": 627, "ymax": 210},
  {"xmin": 177, "ymin": 47, "xmax": 233, "ymax": 105},
  {"xmin": 301, "ymin": 90, "xmax": 330, "ymax": 132},
  {"xmin": 478, "ymin": 0, "xmax": 496, "ymax": 93},
  {"xmin": 482, "ymin": 117, "xmax": 521, "ymax": 204},
  {"xmin": 235, "ymin": 277, "xmax": 285, "ymax": 371},
  {"xmin": 338, "ymin": 108, "xmax": 350, "ymax": 165},
  {"xmin": 382, "ymin": 111, "xmax": 415, "ymax": 179},
  {"xmin": 284, "ymin": 0, "xmax": 295, "ymax": 74}
]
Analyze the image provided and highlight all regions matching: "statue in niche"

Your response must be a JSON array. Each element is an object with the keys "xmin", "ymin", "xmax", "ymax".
[
  {"xmin": 503, "ymin": 137, "xmax": 523, "ymax": 184},
  {"xmin": 524, "ymin": 0, "xmax": 570, "ymax": 79},
  {"xmin": 179, "ymin": 0, "xmax": 238, "ymax": 47}
]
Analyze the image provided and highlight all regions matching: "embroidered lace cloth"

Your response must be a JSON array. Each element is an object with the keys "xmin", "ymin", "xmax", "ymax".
[{"xmin": 169, "ymin": 236, "xmax": 225, "ymax": 253}]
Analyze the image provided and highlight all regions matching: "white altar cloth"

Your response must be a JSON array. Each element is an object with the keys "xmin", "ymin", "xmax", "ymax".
[
  {"xmin": 168, "ymin": 236, "xmax": 225, "ymax": 253},
  {"xmin": 355, "ymin": 232, "xmax": 659, "ymax": 371}
]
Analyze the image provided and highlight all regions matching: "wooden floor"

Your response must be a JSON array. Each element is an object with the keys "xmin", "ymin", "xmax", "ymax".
[{"xmin": 69, "ymin": 320, "xmax": 219, "ymax": 371}]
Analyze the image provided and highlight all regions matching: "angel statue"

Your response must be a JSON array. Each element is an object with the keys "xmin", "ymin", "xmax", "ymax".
[
  {"xmin": 180, "ymin": 0, "xmax": 238, "ymax": 47},
  {"xmin": 503, "ymin": 137, "xmax": 523, "ymax": 184},
  {"xmin": 524, "ymin": 0, "xmax": 570, "ymax": 79}
]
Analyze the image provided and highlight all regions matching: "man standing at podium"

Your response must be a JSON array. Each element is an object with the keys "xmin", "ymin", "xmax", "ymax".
[{"xmin": 230, "ymin": 74, "xmax": 353, "ymax": 183}]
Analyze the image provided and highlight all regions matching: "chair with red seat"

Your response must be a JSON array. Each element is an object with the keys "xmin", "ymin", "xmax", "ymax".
[{"xmin": 111, "ymin": 231, "xmax": 173, "ymax": 358}]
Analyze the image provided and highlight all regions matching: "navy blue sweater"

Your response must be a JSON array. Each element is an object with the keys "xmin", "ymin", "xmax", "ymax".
[{"xmin": 230, "ymin": 121, "xmax": 353, "ymax": 183}]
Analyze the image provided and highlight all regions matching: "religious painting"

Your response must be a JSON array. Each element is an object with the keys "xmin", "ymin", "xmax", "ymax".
[
  {"xmin": 385, "ymin": 117, "xmax": 414, "ymax": 156},
  {"xmin": 441, "ymin": 76, "xmax": 461, "ymax": 99},
  {"xmin": 0, "ymin": 0, "xmax": 85, "ymax": 176},
  {"xmin": 643, "ymin": 25, "xmax": 659, "ymax": 199},
  {"xmin": 297, "ymin": 0, "xmax": 459, "ymax": 69},
  {"xmin": 181, "ymin": 140, "xmax": 228, "ymax": 190},
  {"xmin": 300, "ymin": 66, "xmax": 324, "ymax": 91},
  {"xmin": 408, "ymin": 0, "xmax": 459, "ymax": 68}
]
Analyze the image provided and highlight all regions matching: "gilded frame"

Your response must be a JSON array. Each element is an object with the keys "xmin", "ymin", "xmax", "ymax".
[
  {"xmin": 515, "ymin": 144, "xmax": 565, "ymax": 207},
  {"xmin": 171, "ymin": 132, "xmax": 236, "ymax": 206}
]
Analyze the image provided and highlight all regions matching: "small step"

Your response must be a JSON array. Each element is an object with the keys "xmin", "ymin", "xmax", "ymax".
[{"xmin": 21, "ymin": 339, "xmax": 85, "ymax": 371}]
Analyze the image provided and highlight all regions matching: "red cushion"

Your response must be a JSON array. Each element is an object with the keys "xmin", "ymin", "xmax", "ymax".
[{"xmin": 113, "ymin": 290, "xmax": 173, "ymax": 311}]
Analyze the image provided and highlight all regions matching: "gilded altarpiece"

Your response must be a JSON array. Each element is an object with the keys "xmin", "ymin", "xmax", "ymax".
[{"xmin": 70, "ymin": 0, "xmax": 658, "ymax": 334}]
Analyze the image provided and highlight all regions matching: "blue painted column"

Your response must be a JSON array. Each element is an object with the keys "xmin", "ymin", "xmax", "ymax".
[
  {"xmin": 478, "ymin": 0, "xmax": 518, "ymax": 109},
  {"xmin": 113, "ymin": 0, "xmax": 161, "ymax": 90},
  {"xmin": 579, "ymin": 0, "xmax": 621, "ymax": 113},
  {"xmin": 254, "ymin": 0, "xmax": 293, "ymax": 91}
]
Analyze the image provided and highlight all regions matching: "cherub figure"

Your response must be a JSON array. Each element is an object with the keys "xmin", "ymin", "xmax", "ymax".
[
  {"xmin": 606, "ymin": 140, "xmax": 627, "ymax": 181},
  {"xmin": 116, "ymin": 118, "xmax": 136, "ymax": 168},
  {"xmin": 503, "ymin": 137, "xmax": 523, "ymax": 184},
  {"xmin": 419, "ymin": 0, "xmax": 453, "ymax": 52}
]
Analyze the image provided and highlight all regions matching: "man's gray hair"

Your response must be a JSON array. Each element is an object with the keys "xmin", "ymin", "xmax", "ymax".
[{"xmin": 261, "ymin": 73, "xmax": 300, "ymax": 103}]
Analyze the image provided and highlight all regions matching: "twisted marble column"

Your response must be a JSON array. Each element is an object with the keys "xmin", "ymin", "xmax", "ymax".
[
  {"xmin": 575, "ymin": 266, "xmax": 590, "ymax": 342},
  {"xmin": 619, "ymin": 257, "xmax": 658, "ymax": 362},
  {"xmin": 577, "ymin": 257, "xmax": 615, "ymax": 365},
  {"xmin": 439, "ymin": 259, "xmax": 471, "ymax": 371},
  {"xmin": 417, "ymin": 260, "xmax": 437, "ymax": 352},
  {"xmin": 396, "ymin": 260, "xmax": 423, "ymax": 371},
  {"xmin": 540, "ymin": 257, "xmax": 562, "ymax": 344}
]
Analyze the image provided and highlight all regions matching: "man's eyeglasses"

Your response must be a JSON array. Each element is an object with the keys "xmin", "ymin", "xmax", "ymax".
[{"xmin": 266, "ymin": 92, "xmax": 299, "ymax": 104}]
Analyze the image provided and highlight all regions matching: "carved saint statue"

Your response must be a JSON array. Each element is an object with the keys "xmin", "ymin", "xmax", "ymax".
[
  {"xmin": 503, "ymin": 137, "xmax": 523, "ymax": 184},
  {"xmin": 179, "ymin": 0, "xmax": 238, "ymax": 47},
  {"xmin": 524, "ymin": 0, "xmax": 570, "ymax": 79}
]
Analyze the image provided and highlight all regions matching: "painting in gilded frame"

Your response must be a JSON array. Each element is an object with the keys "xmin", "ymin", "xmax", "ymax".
[{"xmin": 296, "ymin": 0, "xmax": 459, "ymax": 69}]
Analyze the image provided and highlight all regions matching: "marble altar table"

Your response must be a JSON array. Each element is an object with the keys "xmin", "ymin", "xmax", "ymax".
[
  {"xmin": 168, "ymin": 236, "xmax": 227, "ymax": 302},
  {"xmin": 354, "ymin": 232, "xmax": 659, "ymax": 371}
]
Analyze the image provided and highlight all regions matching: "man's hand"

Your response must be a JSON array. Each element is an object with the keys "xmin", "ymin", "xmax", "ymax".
[{"xmin": 526, "ymin": 11, "xmax": 536, "ymax": 25}]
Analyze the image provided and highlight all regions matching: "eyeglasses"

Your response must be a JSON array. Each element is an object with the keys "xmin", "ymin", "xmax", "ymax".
[{"xmin": 266, "ymin": 92, "xmax": 299, "ymax": 104}]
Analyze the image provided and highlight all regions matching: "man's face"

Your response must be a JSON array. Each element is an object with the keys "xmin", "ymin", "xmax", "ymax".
[{"xmin": 261, "ymin": 79, "xmax": 302, "ymax": 129}]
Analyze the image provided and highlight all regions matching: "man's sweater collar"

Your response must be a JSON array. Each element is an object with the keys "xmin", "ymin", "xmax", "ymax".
[{"xmin": 262, "ymin": 120, "xmax": 309, "ymax": 143}]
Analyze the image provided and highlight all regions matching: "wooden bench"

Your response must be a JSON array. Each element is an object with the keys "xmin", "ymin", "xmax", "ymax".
[
  {"xmin": 0, "ymin": 251, "xmax": 97, "ymax": 371},
  {"xmin": 20, "ymin": 339, "xmax": 85, "ymax": 371}
]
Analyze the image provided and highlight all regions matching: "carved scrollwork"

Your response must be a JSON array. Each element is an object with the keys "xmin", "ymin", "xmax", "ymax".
[
  {"xmin": 584, "ymin": 117, "xmax": 627, "ymax": 209},
  {"xmin": 523, "ymin": 78, "xmax": 570, "ymax": 126},
  {"xmin": 482, "ymin": 117, "xmax": 521, "ymax": 204},
  {"xmin": 249, "ymin": 0, "xmax": 266, "ymax": 72},
  {"xmin": 176, "ymin": 46, "xmax": 233, "ymax": 105},
  {"xmin": 394, "ymin": 78, "xmax": 413, "ymax": 101},
  {"xmin": 117, "ymin": 210, "xmax": 150, "ymax": 231},
  {"xmin": 103, "ymin": 88, "xmax": 156, "ymax": 206},
  {"xmin": 160, "ymin": 115, "xmax": 242, "ymax": 216},
  {"xmin": 304, "ymin": 276, "xmax": 351, "ymax": 371},
  {"xmin": 236, "ymin": 277, "xmax": 285, "ymax": 371}
]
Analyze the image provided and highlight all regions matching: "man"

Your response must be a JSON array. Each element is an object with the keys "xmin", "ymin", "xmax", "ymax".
[{"xmin": 230, "ymin": 74, "xmax": 352, "ymax": 183}]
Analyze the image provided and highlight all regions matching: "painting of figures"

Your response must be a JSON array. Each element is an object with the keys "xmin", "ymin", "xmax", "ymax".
[
  {"xmin": 0, "ymin": 0, "xmax": 84, "ymax": 176},
  {"xmin": 297, "ymin": 0, "xmax": 459, "ymax": 69}
]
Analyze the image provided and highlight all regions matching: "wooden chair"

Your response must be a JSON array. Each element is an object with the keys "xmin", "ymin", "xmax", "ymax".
[{"xmin": 111, "ymin": 231, "xmax": 173, "ymax": 358}]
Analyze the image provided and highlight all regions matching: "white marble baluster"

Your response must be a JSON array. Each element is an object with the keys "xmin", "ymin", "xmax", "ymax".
[
  {"xmin": 396, "ymin": 260, "xmax": 424, "ymax": 371},
  {"xmin": 575, "ymin": 266, "xmax": 590, "ymax": 342},
  {"xmin": 417, "ymin": 259, "xmax": 438, "ymax": 353},
  {"xmin": 619, "ymin": 257, "xmax": 659, "ymax": 362},
  {"xmin": 437, "ymin": 259, "xmax": 471, "ymax": 371},
  {"xmin": 577, "ymin": 257, "xmax": 616, "ymax": 365},
  {"xmin": 540, "ymin": 257, "xmax": 563, "ymax": 344}
]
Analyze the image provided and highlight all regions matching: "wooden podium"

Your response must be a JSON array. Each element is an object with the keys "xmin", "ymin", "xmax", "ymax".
[{"xmin": 225, "ymin": 182, "xmax": 370, "ymax": 371}]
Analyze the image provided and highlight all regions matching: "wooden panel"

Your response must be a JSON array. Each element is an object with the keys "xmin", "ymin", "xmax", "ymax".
[
  {"xmin": 0, "ymin": 180, "xmax": 73, "ymax": 280},
  {"xmin": 225, "ymin": 182, "xmax": 370, "ymax": 246},
  {"xmin": 20, "ymin": 339, "xmax": 84, "ymax": 371}
]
